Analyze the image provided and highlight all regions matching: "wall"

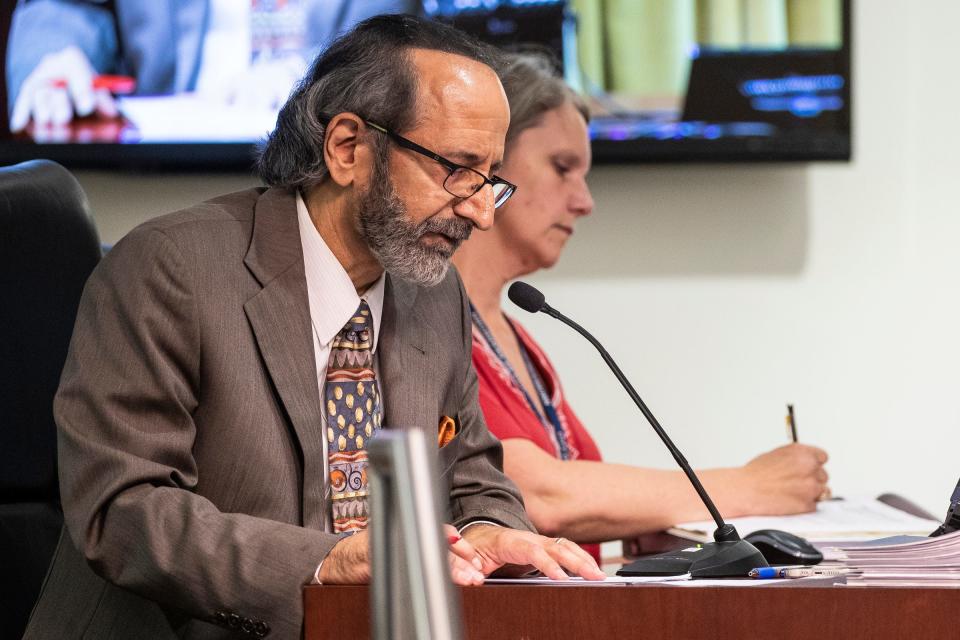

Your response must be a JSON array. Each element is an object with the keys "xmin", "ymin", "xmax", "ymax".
[{"xmin": 72, "ymin": 0, "xmax": 959, "ymax": 516}]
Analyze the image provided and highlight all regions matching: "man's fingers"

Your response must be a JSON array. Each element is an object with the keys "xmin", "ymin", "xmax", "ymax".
[
  {"xmin": 551, "ymin": 540, "xmax": 605, "ymax": 581},
  {"xmin": 10, "ymin": 45, "xmax": 102, "ymax": 132},
  {"xmin": 49, "ymin": 87, "xmax": 73, "ymax": 126},
  {"xmin": 67, "ymin": 74, "xmax": 96, "ymax": 117},
  {"xmin": 32, "ymin": 86, "xmax": 55, "ymax": 127},
  {"xmin": 445, "ymin": 524, "xmax": 483, "ymax": 571},
  {"xmin": 94, "ymin": 88, "xmax": 119, "ymax": 119},
  {"xmin": 10, "ymin": 72, "xmax": 38, "ymax": 132},
  {"xmin": 523, "ymin": 542, "xmax": 567, "ymax": 581},
  {"xmin": 448, "ymin": 551, "xmax": 484, "ymax": 585},
  {"xmin": 449, "ymin": 537, "xmax": 482, "ymax": 571}
]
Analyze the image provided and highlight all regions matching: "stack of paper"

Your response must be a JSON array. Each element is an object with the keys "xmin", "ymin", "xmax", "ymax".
[
  {"xmin": 670, "ymin": 496, "xmax": 942, "ymax": 543},
  {"xmin": 830, "ymin": 530, "xmax": 960, "ymax": 587}
]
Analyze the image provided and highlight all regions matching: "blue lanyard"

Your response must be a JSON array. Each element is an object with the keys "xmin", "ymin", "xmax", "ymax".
[{"xmin": 470, "ymin": 304, "xmax": 570, "ymax": 460}]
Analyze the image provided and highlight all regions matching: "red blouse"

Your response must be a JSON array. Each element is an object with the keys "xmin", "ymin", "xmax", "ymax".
[{"xmin": 472, "ymin": 316, "xmax": 603, "ymax": 563}]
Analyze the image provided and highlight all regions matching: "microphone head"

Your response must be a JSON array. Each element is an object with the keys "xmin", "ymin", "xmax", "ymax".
[{"xmin": 508, "ymin": 281, "xmax": 546, "ymax": 314}]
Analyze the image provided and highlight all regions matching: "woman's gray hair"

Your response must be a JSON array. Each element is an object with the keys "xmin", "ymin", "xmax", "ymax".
[
  {"xmin": 499, "ymin": 50, "xmax": 590, "ymax": 148},
  {"xmin": 257, "ymin": 14, "xmax": 501, "ymax": 189}
]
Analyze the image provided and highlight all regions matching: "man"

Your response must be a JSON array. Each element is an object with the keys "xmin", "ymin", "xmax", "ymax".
[{"xmin": 23, "ymin": 15, "xmax": 602, "ymax": 640}]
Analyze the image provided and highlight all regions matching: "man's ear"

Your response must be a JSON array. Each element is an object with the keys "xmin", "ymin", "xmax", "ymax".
[{"xmin": 323, "ymin": 113, "xmax": 370, "ymax": 187}]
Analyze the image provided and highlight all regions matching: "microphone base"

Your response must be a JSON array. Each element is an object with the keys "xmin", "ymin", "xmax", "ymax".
[{"xmin": 617, "ymin": 540, "xmax": 768, "ymax": 578}]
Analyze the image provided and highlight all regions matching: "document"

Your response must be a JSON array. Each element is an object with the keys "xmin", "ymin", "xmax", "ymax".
[
  {"xmin": 484, "ymin": 575, "xmax": 788, "ymax": 587},
  {"xmin": 484, "ymin": 574, "xmax": 691, "ymax": 586},
  {"xmin": 669, "ymin": 496, "xmax": 941, "ymax": 543},
  {"xmin": 832, "ymin": 529, "xmax": 960, "ymax": 587}
]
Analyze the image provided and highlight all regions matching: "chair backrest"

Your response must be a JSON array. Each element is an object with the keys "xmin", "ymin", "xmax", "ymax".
[{"xmin": 0, "ymin": 159, "xmax": 101, "ymax": 503}]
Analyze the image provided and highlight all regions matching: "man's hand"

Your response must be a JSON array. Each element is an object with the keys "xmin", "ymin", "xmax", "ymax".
[
  {"xmin": 444, "ymin": 524, "xmax": 485, "ymax": 586},
  {"xmin": 315, "ymin": 525, "xmax": 489, "ymax": 586},
  {"xmin": 460, "ymin": 524, "xmax": 605, "ymax": 581},
  {"xmin": 11, "ymin": 46, "xmax": 118, "ymax": 132},
  {"xmin": 740, "ymin": 444, "xmax": 830, "ymax": 515},
  {"xmin": 317, "ymin": 531, "xmax": 371, "ymax": 584}
]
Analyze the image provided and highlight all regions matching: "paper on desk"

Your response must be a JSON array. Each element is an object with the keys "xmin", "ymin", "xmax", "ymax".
[
  {"xmin": 662, "ymin": 578, "xmax": 800, "ymax": 586},
  {"xmin": 484, "ymin": 574, "xmax": 691, "ymax": 585},
  {"xmin": 484, "ymin": 575, "xmax": 805, "ymax": 587},
  {"xmin": 832, "ymin": 529, "xmax": 960, "ymax": 587},
  {"xmin": 670, "ymin": 496, "xmax": 941, "ymax": 543},
  {"xmin": 117, "ymin": 95, "xmax": 279, "ymax": 142}
]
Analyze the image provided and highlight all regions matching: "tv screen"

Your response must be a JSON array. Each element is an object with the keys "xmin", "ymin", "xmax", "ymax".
[{"xmin": 0, "ymin": 0, "xmax": 851, "ymax": 169}]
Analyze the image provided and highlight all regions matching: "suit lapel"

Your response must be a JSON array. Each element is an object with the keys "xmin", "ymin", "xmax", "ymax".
[
  {"xmin": 243, "ymin": 189, "xmax": 326, "ymax": 530},
  {"xmin": 379, "ymin": 276, "xmax": 440, "ymax": 435}
]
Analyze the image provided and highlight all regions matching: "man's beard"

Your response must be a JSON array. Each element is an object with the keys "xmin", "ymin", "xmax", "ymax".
[{"xmin": 356, "ymin": 154, "xmax": 474, "ymax": 287}]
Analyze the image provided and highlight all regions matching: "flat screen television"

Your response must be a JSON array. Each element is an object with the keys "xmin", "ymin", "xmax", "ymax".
[{"xmin": 0, "ymin": 0, "xmax": 851, "ymax": 170}]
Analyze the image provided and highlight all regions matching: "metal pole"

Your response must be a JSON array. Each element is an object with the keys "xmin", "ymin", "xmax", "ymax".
[{"xmin": 368, "ymin": 430, "xmax": 463, "ymax": 640}]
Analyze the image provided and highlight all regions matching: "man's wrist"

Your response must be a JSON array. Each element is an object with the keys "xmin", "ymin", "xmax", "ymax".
[
  {"xmin": 311, "ymin": 532, "xmax": 355, "ymax": 584},
  {"xmin": 458, "ymin": 520, "xmax": 501, "ymax": 536}
]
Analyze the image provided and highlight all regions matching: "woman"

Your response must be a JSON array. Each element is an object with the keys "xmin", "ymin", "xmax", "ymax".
[{"xmin": 452, "ymin": 52, "xmax": 829, "ymax": 563}]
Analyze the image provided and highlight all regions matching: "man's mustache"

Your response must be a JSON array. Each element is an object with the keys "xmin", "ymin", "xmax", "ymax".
[{"xmin": 416, "ymin": 216, "xmax": 474, "ymax": 244}]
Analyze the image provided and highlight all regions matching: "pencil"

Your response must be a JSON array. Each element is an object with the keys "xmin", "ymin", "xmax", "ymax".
[{"xmin": 786, "ymin": 404, "xmax": 798, "ymax": 443}]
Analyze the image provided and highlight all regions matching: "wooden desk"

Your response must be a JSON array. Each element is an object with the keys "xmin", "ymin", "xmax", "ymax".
[{"xmin": 304, "ymin": 582, "xmax": 955, "ymax": 639}]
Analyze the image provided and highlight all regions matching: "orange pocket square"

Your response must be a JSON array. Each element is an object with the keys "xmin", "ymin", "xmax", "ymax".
[{"xmin": 438, "ymin": 415, "xmax": 457, "ymax": 448}]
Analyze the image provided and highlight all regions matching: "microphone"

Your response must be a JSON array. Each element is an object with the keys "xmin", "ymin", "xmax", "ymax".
[
  {"xmin": 507, "ymin": 281, "xmax": 546, "ymax": 314},
  {"xmin": 507, "ymin": 281, "xmax": 767, "ymax": 577}
]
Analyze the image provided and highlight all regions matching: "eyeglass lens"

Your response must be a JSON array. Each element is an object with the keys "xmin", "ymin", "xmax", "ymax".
[
  {"xmin": 443, "ymin": 168, "xmax": 513, "ymax": 209},
  {"xmin": 492, "ymin": 183, "xmax": 512, "ymax": 208},
  {"xmin": 443, "ymin": 168, "xmax": 484, "ymax": 198}
]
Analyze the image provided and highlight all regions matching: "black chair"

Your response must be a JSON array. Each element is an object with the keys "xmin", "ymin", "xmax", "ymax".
[{"xmin": 0, "ymin": 160, "xmax": 101, "ymax": 638}]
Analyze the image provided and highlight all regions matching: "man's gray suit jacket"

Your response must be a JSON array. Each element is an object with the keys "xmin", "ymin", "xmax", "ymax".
[{"xmin": 23, "ymin": 187, "xmax": 532, "ymax": 639}]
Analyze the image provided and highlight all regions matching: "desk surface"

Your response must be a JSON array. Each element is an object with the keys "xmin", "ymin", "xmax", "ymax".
[{"xmin": 304, "ymin": 582, "xmax": 956, "ymax": 640}]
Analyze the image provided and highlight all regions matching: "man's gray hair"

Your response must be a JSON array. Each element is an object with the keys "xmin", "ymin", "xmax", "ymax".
[{"xmin": 257, "ymin": 14, "xmax": 502, "ymax": 189}]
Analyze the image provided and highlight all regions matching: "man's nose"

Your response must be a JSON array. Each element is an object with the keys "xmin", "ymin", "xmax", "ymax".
[{"xmin": 452, "ymin": 187, "xmax": 494, "ymax": 231}]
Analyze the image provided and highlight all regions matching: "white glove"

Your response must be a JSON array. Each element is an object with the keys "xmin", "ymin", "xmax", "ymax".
[{"xmin": 10, "ymin": 45, "xmax": 118, "ymax": 132}]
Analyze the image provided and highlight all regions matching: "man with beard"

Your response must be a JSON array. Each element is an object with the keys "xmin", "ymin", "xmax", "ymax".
[{"xmin": 23, "ymin": 14, "xmax": 603, "ymax": 640}]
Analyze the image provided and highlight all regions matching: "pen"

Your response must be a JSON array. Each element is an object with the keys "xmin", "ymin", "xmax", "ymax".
[
  {"xmin": 781, "ymin": 567, "xmax": 848, "ymax": 579},
  {"xmin": 749, "ymin": 566, "xmax": 849, "ymax": 579},
  {"xmin": 786, "ymin": 404, "xmax": 798, "ymax": 443},
  {"xmin": 50, "ymin": 75, "xmax": 137, "ymax": 95}
]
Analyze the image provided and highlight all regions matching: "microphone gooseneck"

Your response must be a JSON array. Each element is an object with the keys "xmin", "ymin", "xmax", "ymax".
[
  {"xmin": 508, "ymin": 281, "xmax": 769, "ymax": 576},
  {"xmin": 508, "ymin": 281, "xmax": 730, "ymax": 536}
]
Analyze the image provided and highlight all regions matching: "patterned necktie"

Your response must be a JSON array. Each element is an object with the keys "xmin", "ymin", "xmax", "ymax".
[{"xmin": 325, "ymin": 300, "xmax": 383, "ymax": 533}]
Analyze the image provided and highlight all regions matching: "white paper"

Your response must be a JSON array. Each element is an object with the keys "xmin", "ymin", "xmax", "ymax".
[
  {"xmin": 827, "ymin": 527, "xmax": 960, "ymax": 586},
  {"xmin": 117, "ymin": 95, "xmax": 278, "ymax": 142},
  {"xmin": 484, "ymin": 574, "xmax": 691, "ymax": 586},
  {"xmin": 661, "ymin": 577, "xmax": 798, "ymax": 587},
  {"xmin": 670, "ymin": 496, "xmax": 941, "ymax": 543}
]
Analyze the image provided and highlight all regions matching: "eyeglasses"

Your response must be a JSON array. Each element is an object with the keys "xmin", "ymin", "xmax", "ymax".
[{"xmin": 363, "ymin": 119, "xmax": 517, "ymax": 209}]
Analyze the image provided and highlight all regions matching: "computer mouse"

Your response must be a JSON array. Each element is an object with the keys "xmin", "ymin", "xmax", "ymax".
[{"xmin": 744, "ymin": 529, "xmax": 823, "ymax": 565}]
